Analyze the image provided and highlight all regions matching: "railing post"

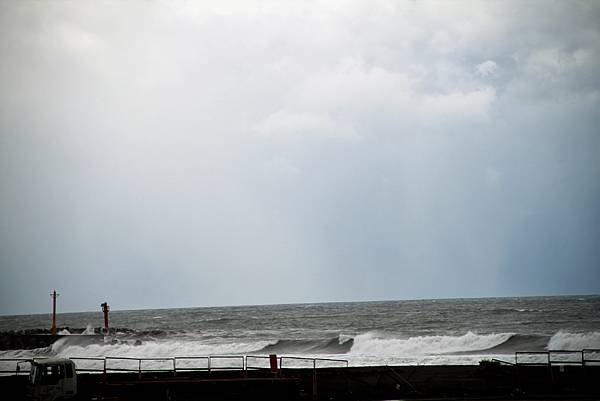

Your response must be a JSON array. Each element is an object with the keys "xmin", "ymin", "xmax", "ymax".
[
  {"xmin": 138, "ymin": 359, "xmax": 142, "ymax": 380},
  {"xmin": 208, "ymin": 356, "xmax": 211, "ymax": 375},
  {"xmin": 547, "ymin": 352, "xmax": 554, "ymax": 387},
  {"xmin": 314, "ymin": 358, "xmax": 318, "ymax": 396},
  {"xmin": 173, "ymin": 358, "xmax": 177, "ymax": 377}
]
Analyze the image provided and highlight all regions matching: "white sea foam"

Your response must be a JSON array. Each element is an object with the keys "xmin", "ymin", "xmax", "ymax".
[
  {"xmin": 349, "ymin": 331, "xmax": 513, "ymax": 356},
  {"xmin": 338, "ymin": 334, "xmax": 353, "ymax": 345},
  {"xmin": 50, "ymin": 338, "xmax": 272, "ymax": 359},
  {"xmin": 343, "ymin": 354, "xmax": 491, "ymax": 366},
  {"xmin": 3, "ymin": 330, "xmax": 600, "ymax": 368},
  {"xmin": 547, "ymin": 330, "xmax": 600, "ymax": 350}
]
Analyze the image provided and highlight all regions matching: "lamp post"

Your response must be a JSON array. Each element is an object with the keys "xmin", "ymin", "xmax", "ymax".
[{"xmin": 50, "ymin": 290, "xmax": 59, "ymax": 335}]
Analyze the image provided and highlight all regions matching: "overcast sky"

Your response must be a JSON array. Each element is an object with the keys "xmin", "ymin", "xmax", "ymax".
[{"xmin": 1, "ymin": 1, "xmax": 599, "ymax": 315}]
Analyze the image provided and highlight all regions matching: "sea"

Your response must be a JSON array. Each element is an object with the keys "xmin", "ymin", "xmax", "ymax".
[{"xmin": 1, "ymin": 295, "xmax": 599, "ymax": 368}]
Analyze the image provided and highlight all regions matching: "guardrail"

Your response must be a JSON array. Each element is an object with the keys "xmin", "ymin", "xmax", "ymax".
[
  {"xmin": 583, "ymin": 348, "xmax": 600, "ymax": 366},
  {"xmin": 105, "ymin": 356, "xmax": 177, "ymax": 378},
  {"xmin": 245, "ymin": 355, "xmax": 274, "ymax": 370},
  {"xmin": 281, "ymin": 356, "xmax": 349, "ymax": 369},
  {"xmin": 0, "ymin": 355, "xmax": 350, "ymax": 377},
  {"xmin": 69, "ymin": 357, "xmax": 105, "ymax": 373},
  {"xmin": 490, "ymin": 358, "xmax": 514, "ymax": 366},
  {"xmin": 514, "ymin": 349, "xmax": 600, "ymax": 366},
  {"xmin": 0, "ymin": 358, "xmax": 32, "ymax": 375},
  {"xmin": 3, "ymin": 349, "xmax": 599, "ymax": 376},
  {"xmin": 173, "ymin": 356, "xmax": 209, "ymax": 374}
]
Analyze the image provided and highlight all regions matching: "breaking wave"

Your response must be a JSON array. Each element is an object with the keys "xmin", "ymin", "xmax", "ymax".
[
  {"xmin": 4, "ymin": 329, "xmax": 600, "ymax": 366},
  {"xmin": 548, "ymin": 331, "xmax": 600, "ymax": 350},
  {"xmin": 48, "ymin": 338, "xmax": 273, "ymax": 359},
  {"xmin": 82, "ymin": 325, "xmax": 96, "ymax": 335},
  {"xmin": 348, "ymin": 330, "xmax": 600, "ymax": 357},
  {"xmin": 256, "ymin": 337, "xmax": 353, "ymax": 354},
  {"xmin": 451, "ymin": 334, "xmax": 549, "ymax": 354},
  {"xmin": 349, "ymin": 331, "xmax": 514, "ymax": 356}
]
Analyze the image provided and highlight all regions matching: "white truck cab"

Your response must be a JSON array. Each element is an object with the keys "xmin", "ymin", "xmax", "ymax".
[{"xmin": 27, "ymin": 358, "xmax": 77, "ymax": 401}]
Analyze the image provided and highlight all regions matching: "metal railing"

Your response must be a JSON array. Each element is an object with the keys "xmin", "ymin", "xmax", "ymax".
[
  {"xmin": 173, "ymin": 356, "xmax": 209, "ymax": 374},
  {"xmin": 0, "ymin": 355, "xmax": 350, "ymax": 377},
  {"xmin": 69, "ymin": 357, "xmax": 105, "ymax": 373},
  {"xmin": 3, "ymin": 350, "xmax": 598, "ymax": 376},
  {"xmin": 245, "ymin": 355, "xmax": 349, "ymax": 370},
  {"xmin": 245, "ymin": 355, "xmax": 274, "ymax": 370},
  {"xmin": 514, "ymin": 349, "xmax": 600, "ymax": 366},
  {"xmin": 105, "ymin": 356, "xmax": 177, "ymax": 378},
  {"xmin": 281, "ymin": 356, "xmax": 349, "ymax": 369},
  {"xmin": 0, "ymin": 358, "xmax": 32, "ymax": 375},
  {"xmin": 583, "ymin": 349, "xmax": 600, "ymax": 366},
  {"xmin": 490, "ymin": 358, "xmax": 514, "ymax": 366}
]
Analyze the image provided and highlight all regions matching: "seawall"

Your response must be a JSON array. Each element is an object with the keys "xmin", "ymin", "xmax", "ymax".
[{"xmin": 2, "ymin": 363, "xmax": 599, "ymax": 400}]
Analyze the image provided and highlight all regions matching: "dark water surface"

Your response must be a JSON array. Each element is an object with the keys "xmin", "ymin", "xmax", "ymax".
[{"xmin": 1, "ymin": 295, "xmax": 599, "ymax": 365}]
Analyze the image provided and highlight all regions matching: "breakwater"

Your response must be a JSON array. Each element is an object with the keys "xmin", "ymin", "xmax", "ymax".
[{"xmin": 0, "ymin": 331, "xmax": 104, "ymax": 350}]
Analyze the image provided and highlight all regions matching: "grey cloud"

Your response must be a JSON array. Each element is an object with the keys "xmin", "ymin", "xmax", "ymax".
[{"xmin": 1, "ymin": 1, "xmax": 599, "ymax": 314}]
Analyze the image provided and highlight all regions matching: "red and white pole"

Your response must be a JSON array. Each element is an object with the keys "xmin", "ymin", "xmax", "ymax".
[{"xmin": 101, "ymin": 302, "xmax": 110, "ymax": 334}]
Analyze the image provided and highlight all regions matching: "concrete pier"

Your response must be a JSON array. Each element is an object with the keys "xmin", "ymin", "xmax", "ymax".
[{"xmin": 0, "ymin": 333, "xmax": 104, "ymax": 350}]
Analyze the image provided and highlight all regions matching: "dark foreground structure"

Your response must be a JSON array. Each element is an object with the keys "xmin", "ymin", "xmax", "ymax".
[{"xmin": 2, "ymin": 358, "xmax": 599, "ymax": 401}]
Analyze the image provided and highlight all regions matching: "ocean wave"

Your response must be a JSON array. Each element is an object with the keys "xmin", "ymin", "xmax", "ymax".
[
  {"xmin": 548, "ymin": 330, "xmax": 600, "ymax": 350},
  {"xmin": 489, "ymin": 308, "xmax": 543, "ymax": 314},
  {"xmin": 349, "ymin": 331, "xmax": 514, "ymax": 356},
  {"xmin": 49, "ymin": 338, "xmax": 272, "ymax": 359},
  {"xmin": 451, "ymin": 334, "xmax": 549, "ymax": 354},
  {"xmin": 256, "ymin": 336, "xmax": 353, "ymax": 354},
  {"xmin": 349, "ymin": 330, "xmax": 600, "ymax": 357},
  {"xmin": 5, "ymin": 330, "xmax": 600, "ymax": 366}
]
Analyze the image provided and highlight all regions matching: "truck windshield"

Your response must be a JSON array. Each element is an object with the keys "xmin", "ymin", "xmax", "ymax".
[{"xmin": 32, "ymin": 364, "xmax": 63, "ymax": 385}]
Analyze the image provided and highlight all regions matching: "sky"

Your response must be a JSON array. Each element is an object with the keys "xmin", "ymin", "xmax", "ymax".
[{"xmin": 1, "ymin": 1, "xmax": 599, "ymax": 315}]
